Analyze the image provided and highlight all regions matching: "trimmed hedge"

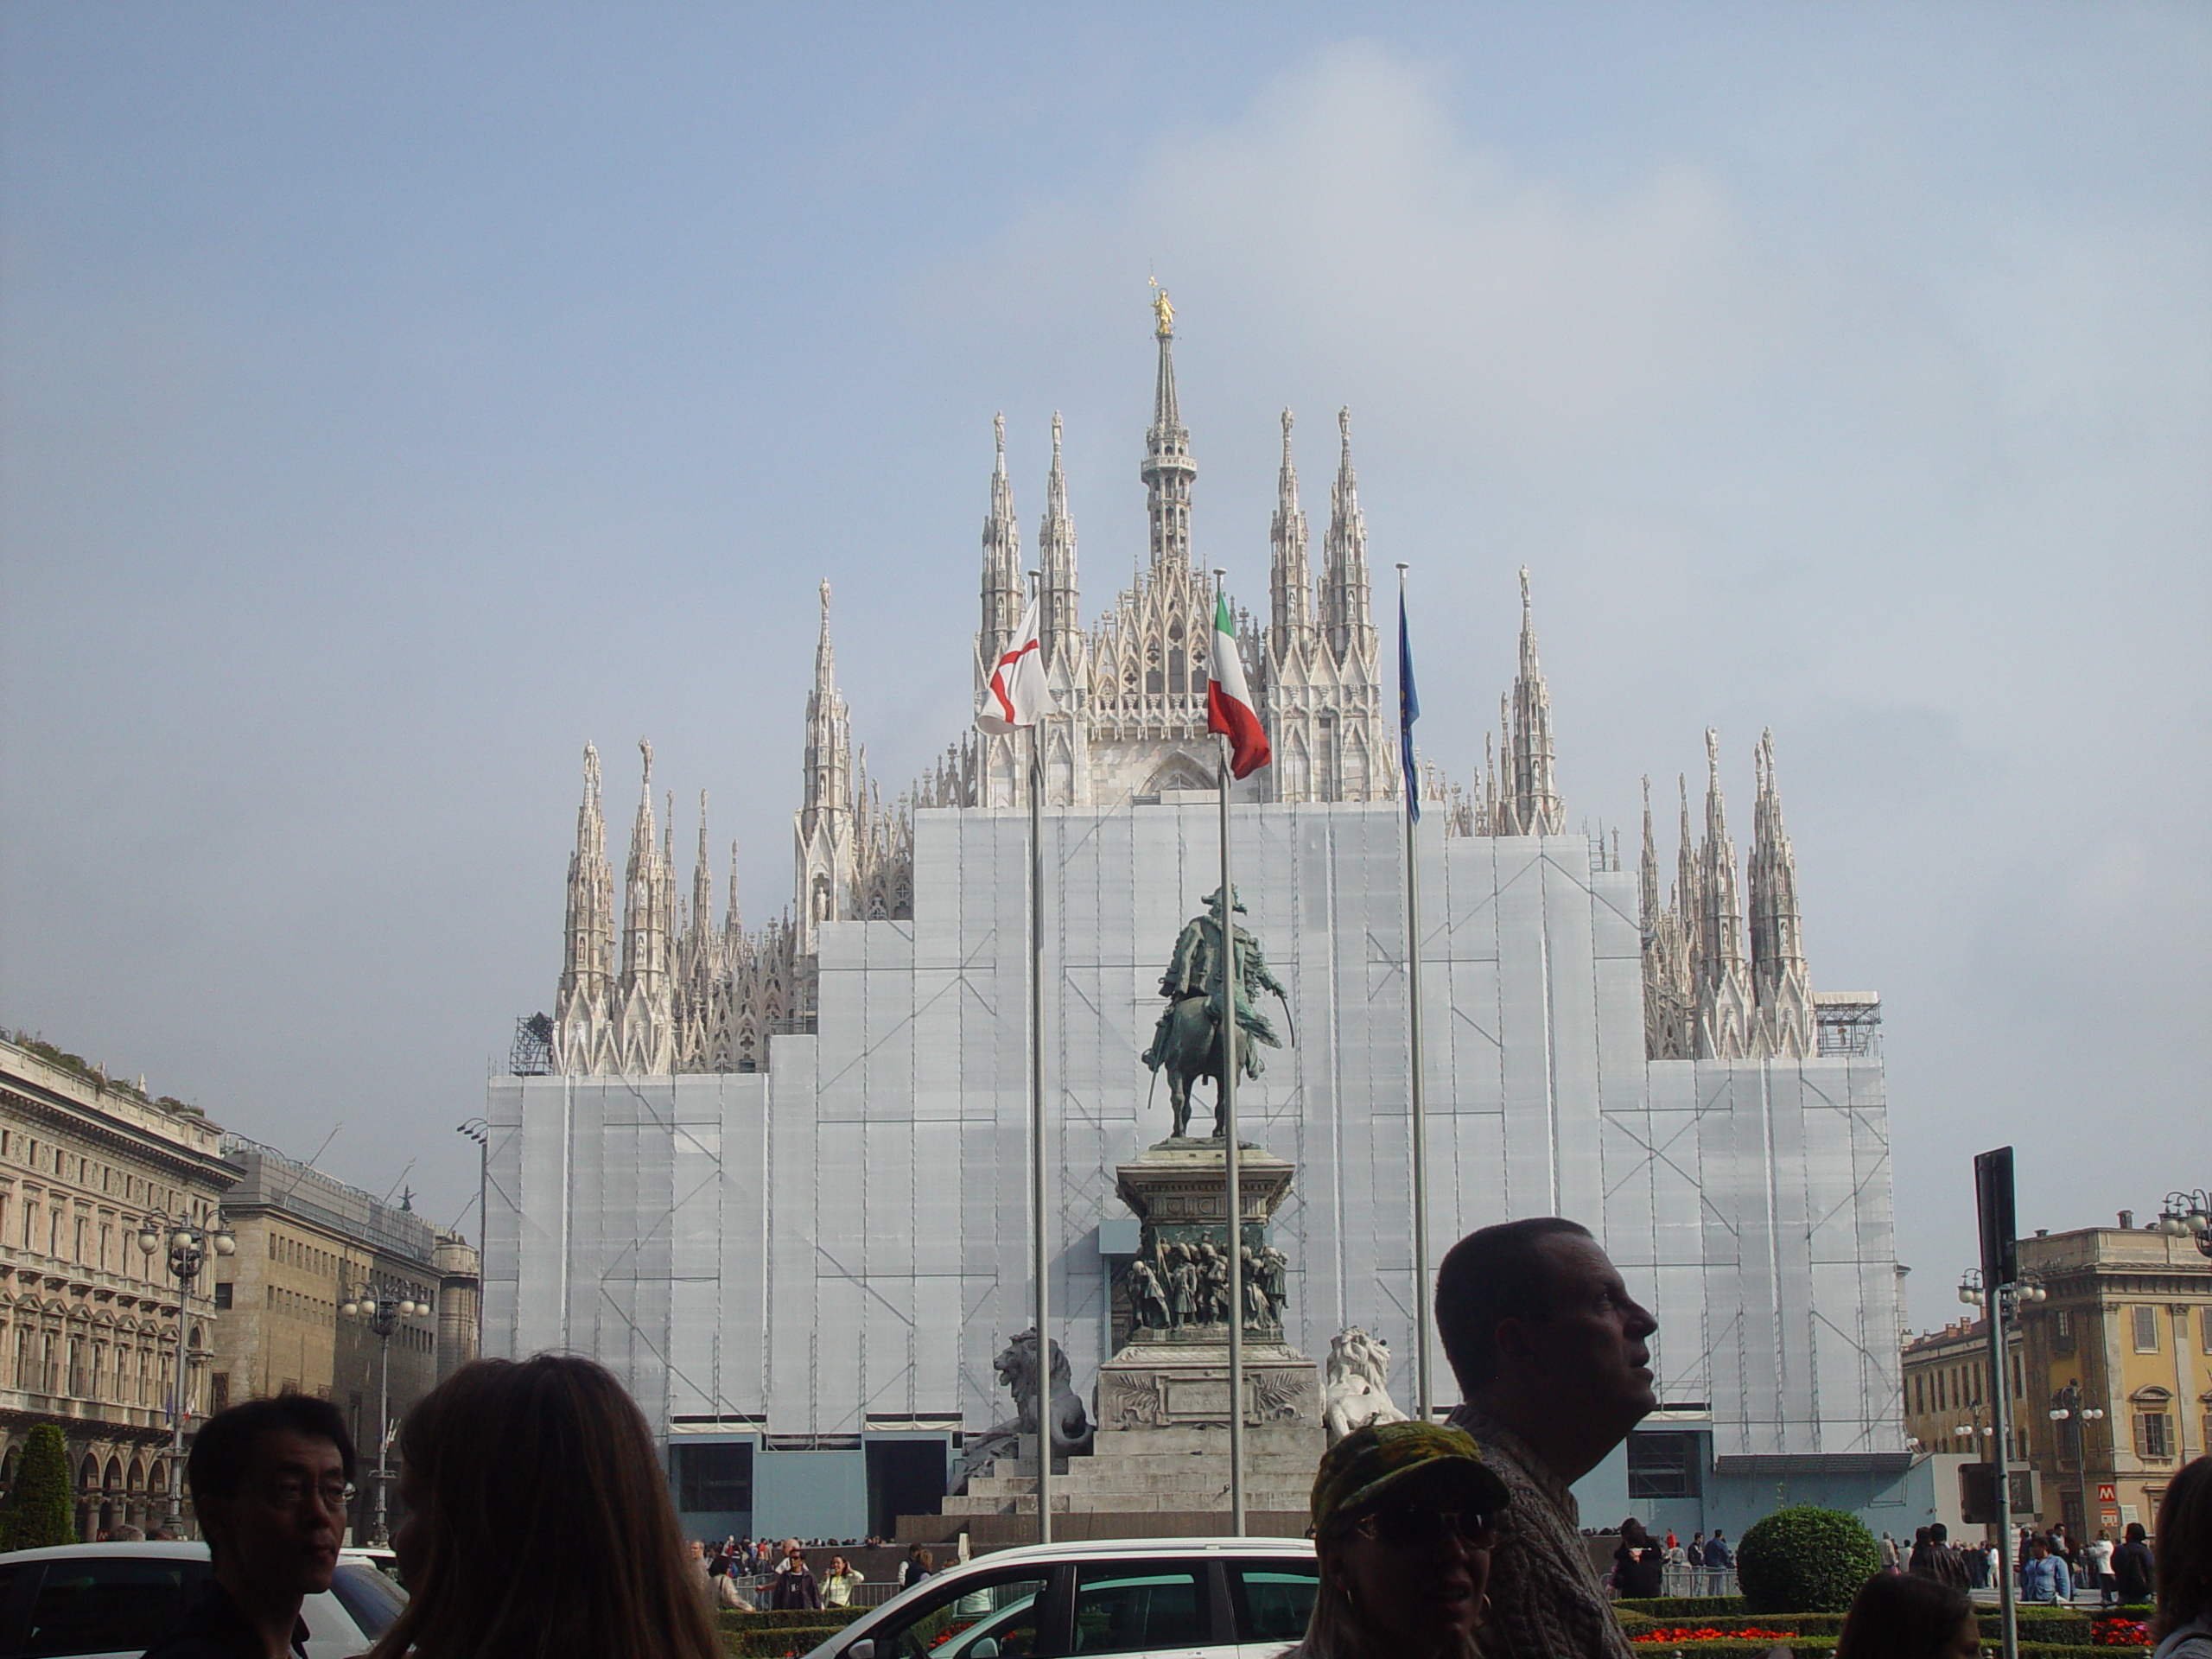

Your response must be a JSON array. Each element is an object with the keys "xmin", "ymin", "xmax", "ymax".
[
  {"xmin": 1733, "ymin": 1507, "xmax": 1883, "ymax": 1613},
  {"xmin": 715, "ymin": 1608, "xmax": 864, "ymax": 1656},
  {"xmin": 722, "ymin": 1630, "xmax": 848, "ymax": 1657},
  {"xmin": 1616, "ymin": 1597, "xmax": 1751, "ymax": 1619},
  {"xmin": 718, "ymin": 1611, "xmax": 862, "ymax": 1631}
]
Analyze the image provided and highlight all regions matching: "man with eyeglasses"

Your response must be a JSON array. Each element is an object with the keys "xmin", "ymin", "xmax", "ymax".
[
  {"xmin": 142, "ymin": 1395, "xmax": 358, "ymax": 1659},
  {"xmin": 1437, "ymin": 1217, "xmax": 1660, "ymax": 1659}
]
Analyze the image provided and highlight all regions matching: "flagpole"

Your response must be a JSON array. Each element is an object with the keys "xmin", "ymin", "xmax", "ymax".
[
  {"xmin": 1029, "ymin": 613, "xmax": 1052, "ymax": 1547},
  {"xmin": 1214, "ymin": 567, "xmax": 1247, "ymax": 1536},
  {"xmin": 1398, "ymin": 563, "xmax": 1433, "ymax": 1421}
]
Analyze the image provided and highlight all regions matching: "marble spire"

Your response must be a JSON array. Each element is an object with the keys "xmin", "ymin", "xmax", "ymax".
[
  {"xmin": 1503, "ymin": 567, "xmax": 1566, "ymax": 836},
  {"xmin": 1749, "ymin": 729, "xmax": 1815, "ymax": 1057},
  {"xmin": 1319, "ymin": 408, "xmax": 1375, "ymax": 664},
  {"xmin": 551, "ymin": 741, "xmax": 615, "ymax": 1074},
  {"xmin": 979, "ymin": 411, "xmax": 1025, "ymax": 679},
  {"xmin": 1694, "ymin": 729, "xmax": 1756, "ymax": 1059},
  {"xmin": 1268, "ymin": 408, "xmax": 1313, "ymax": 663},
  {"xmin": 1037, "ymin": 411, "xmax": 1080, "ymax": 671},
  {"xmin": 1140, "ymin": 290, "xmax": 1195, "ymax": 570},
  {"xmin": 796, "ymin": 580, "xmax": 856, "ymax": 960},
  {"xmin": 616, "ymin": 738, "xmax": 677, "ymax": 1072}
]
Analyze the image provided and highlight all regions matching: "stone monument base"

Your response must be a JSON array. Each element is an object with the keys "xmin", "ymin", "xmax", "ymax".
[
  {"xmin": 1094, "ymin": 1338, "xmax": 1319, "ymax": 1432},
  {"xmin": 936, "ymin": 1421, "xmax": 1325, "ymax": 1537}
]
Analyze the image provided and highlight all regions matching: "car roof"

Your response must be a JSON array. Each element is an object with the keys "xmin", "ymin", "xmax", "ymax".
[
  {"xmin": 937, "ymin": 1535, "xmax": 1314, "ymax": 1571},
  {"xmin": 0, "ymin": 1541, "xmax": 210, "ymax": 1562}
]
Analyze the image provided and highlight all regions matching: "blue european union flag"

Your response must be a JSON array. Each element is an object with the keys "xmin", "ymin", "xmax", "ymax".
[{"xmin": 1399, "ymin": 589, "xmax": 1420, "ymax": 821}]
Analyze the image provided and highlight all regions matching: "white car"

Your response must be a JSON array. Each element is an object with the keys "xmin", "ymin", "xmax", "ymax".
[
  {"xmin": 799, "ymin": 1536, "xmax": 1319, "ymax": 1659},
  {"xmin": 0, "ymin": 1541, "xmax": 405, "ymax": 1659}
]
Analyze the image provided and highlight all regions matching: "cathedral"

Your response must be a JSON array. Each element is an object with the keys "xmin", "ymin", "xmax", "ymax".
[
  {"xmin": 493, "ymin": 305, "xmax": 1903, "ymax": 1544},
  {"xmin": 546, "ymin": 304, "xmax": 1825, "ymax": 1080}
]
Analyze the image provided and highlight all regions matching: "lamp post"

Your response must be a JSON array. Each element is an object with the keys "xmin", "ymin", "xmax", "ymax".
[
  {"xmin": 1954, "ymin": 1402, "xmax": 1998, "ymax": 1458},
  {"xmin": 137, "ymin": 1212, "xmax": 237, "ymax": 1533},
  {"xmin": 456, "ymin": 1119, "xmax": 489, "ymax": 1350},
  {"xmin": 2048, "ymin": 1381, "xmax": 2106, "ymax": 1543},
  {"xmin": 342, "ymin": 1281, "xmax": 424, "ymax": 1543},
  {"xmin": 2155, "ymin": 1192, "xmax": 2212, "ymax": 1259},
  {"xmin": 1959, "ymin": 1269, "xmax": 2044, "ymax": 1554}
]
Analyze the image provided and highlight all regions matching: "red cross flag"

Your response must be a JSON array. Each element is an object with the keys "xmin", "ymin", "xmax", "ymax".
[{"xmin": 976, "ymin": 597, "xmax": 1051, "ymax": 734}]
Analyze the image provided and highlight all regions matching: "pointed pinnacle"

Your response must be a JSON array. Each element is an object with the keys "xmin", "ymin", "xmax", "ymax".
[{"xmin": 994, "ymin": 410, "xmax": 1006, "ymax": 461}]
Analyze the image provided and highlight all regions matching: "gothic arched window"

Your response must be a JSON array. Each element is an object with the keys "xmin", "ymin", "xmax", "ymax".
[{"xmin": 1145, "ymin": 645, "xmax": 1164, "ymax": 696}]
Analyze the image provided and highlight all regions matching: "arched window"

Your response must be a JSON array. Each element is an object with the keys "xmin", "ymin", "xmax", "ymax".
[{"xmin": 1145, "ymin": 645, "xmax": 1164, "ymax": 696}]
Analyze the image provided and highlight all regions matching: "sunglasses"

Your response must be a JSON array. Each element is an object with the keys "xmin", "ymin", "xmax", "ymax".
[{"xmin": 1348, "ymin": 1507, "xmax": 1496, "ymax": 1549}]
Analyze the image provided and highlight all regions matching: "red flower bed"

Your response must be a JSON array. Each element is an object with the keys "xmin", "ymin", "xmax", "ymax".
[
  {"xmin": 1630, "ymin": 1628, "xmax": 1796, "ymax": 1644},
  {"xmin": 2093, "ymin": 1614, "xmax": 2152, "ymax": 1648}
]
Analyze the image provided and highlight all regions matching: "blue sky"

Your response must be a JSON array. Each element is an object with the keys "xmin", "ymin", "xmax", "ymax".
[{"xmin": 3, "ymin": 3, "xmax": 2207, "ymax": 1325}]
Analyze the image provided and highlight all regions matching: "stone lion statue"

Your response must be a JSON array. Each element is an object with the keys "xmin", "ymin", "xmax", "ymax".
[
  {"xmin": 995, "ymin": 1327, "xmax": 1093, "ymax": 1456},
  {"xmin": 1321, "ymin": 1327, "xmax": 1408, "ymax": 1444},
  {"xmin": 949, "ymin": 1328, "xmax": 1094, "ymax": 1496}
]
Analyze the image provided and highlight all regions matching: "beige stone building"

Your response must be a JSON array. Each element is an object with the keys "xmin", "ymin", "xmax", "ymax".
[
  {"xmin": 2015, "ymin": 1217, "xmax": 2211, "ymax": 1538},
  {"xmin": 0, "ymin": 1034, "xmax": 236, "ymax": 1537},
  {"xmin": 211, "ymin": 1137, "xmax": 479, "ymax": 1541},
  {"xmin": 1903, "ymin": 1314, "xmax": 2028, "ymax": 1465},
  {"xmin": 1902, "ymin": 1211, "xmax": 2212, "ymax": 1541}
]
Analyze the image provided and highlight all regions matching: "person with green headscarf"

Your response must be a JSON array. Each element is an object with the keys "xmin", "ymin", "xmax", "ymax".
[{"xmin": 1281, "ymin": 1421, "xmax": 1509, "ymax": 1659}]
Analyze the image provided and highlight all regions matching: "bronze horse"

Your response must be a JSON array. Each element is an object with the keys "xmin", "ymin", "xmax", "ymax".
[{"xmin": 1142, "ymin": 988, "xmax": 1290, "ymax": 1139}]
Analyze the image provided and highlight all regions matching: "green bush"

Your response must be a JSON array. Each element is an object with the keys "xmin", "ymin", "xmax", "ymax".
[
  {"xmin": 0, "ymin": 1427, "xmax": 77, "ymax": 1551},
  {"xmin": 1614, "ymin": 1595, "xmax": 1750, "ymax": 1619},
  {"xmin": 722, "ymin": 1624, "xmax": 861, "ymax": 1657},
  {"xmin": 717, "ymin": 1609, "xmax": 861, "ymax": 1632},
  {"xmin": 1732, "ymin": 1504, "xmax": 1882, "ymax": 1613}
]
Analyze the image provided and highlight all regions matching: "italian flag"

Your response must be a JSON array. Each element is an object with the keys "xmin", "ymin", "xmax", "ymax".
[{"xmin": 1206, "ymin": 591, "xmax": 1270, "ymax": 779}]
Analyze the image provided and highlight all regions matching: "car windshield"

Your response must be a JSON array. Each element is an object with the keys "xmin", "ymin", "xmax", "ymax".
[{"xmin": 867, "ymin": 1572, "xmax": 1050, "ymax": 1659}]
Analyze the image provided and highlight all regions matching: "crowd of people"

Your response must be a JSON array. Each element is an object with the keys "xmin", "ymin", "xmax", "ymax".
[
  {"xmin": 122, "ymin": 1214, "xmax": 2212, "ymax": 1659},
  {"xmin": 1879, "ymin": 1515, "xmax": 2160, "ymax": 1607}
]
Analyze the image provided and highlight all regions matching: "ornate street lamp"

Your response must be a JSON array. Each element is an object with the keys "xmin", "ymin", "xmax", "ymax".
[
  {"xmin": 2049, "ymin": 1381, "xmax": 2107, "ymax": 1541},
  {"xmin": 137, "ymin": 1212, "xmax": 237, "ymax": 1532},
  {"xmin": 2155, "ymin": 1192, "xmax": 2212, "ymax": 1259},
  {"xmin": 342, "ymin": 1281, "xmax": 425, "ymax": 1544}
]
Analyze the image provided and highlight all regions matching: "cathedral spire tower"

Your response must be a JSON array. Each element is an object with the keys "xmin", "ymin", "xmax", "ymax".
[
  {"xmin": 979, "ymin": 412, "xmax": 1025, "ymax": 673},
  {"xmin": 1503, "ymin": 567, "xmax": 1566, "ymax": 836},
  {"xmin": 1639, "ymin": 777, "xmax": 1662, "ymax": 933},
  {"xmin": 1319, "ymin": 407, "xmax": 1375, "ymax": 663},
  {"xmin": 1140, "ymin": 285, "xmax": 1195, "ymax": 570},
  {"xmin": 796, "ymin": 579, "xmax": 855, "ymax": 959},
  {"xmin": 616, "ymin": 738, "xmax": 677, "ymax": 1072},
  {"xmin": 691, "ymin": 791, "xmax": 713, "ymax": 934},
  {"xmin": 1638, "ymin": 774, "xmax": 1695, "ymax": 1059},
  {"xmin": 1748, "ymin": 729, "xmax": 1815, "ymax": 1056},
  {"xmin": 1038, "ymin": 411, "xmax": 1079, "ymax": 670},
  {"xmin": 1268, "ymin": 408, "xmax": 1313, "ymax": 662},
  {"xmin": 1694, "ymin": 729, "xmax": 1755, "ymax": 1058},
  {"xmin": 551, "ymin": 741, "xmax": 615, "ymax": 1074}
]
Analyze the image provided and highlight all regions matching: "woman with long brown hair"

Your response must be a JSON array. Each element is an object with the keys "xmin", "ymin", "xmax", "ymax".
[
  {"xmin": 2152, "ymin": 1455, "xmax": 2212, "ymax": 1659},
  {"xmin": 366, "ymin": 1354, "xmax": 721, "ymax": 1659}
]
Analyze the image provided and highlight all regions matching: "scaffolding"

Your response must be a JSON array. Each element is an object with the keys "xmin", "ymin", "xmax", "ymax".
[{"xmin": 1814, "ymin": 992, "xmax": 1883, "ymax": 1057}]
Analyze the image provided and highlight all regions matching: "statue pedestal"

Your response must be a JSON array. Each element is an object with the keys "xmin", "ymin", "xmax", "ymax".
[{"xmin": 1096, "ymin": 1140, "xmax": 1319, "ymax": 1431}]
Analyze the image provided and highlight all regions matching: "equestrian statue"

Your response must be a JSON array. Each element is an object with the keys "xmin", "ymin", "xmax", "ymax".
[{"xmin": 1140, "ymin": 886, "xmax": 1294, "ymax": 1140}]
